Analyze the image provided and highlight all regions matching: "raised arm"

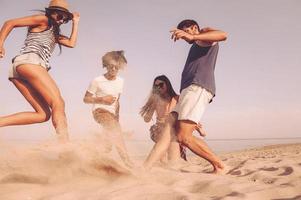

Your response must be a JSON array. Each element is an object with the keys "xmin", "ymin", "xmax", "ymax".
[
  {"xmin": 58, "ymin": 12, "xmax": 80, "ymax": 48},
  {"xmin": 140, "ymin": 95, "xmax": 157, "ymax": 123},
  {"xmin": 0, "ymin": 15, "xmax": 48, "ymax": 58}
]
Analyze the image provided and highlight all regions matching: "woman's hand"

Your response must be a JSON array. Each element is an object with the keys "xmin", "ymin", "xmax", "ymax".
[
  {"xmin": 72, "ymin": 12, "xmax": 80, "ymax": 23},
  {"xmin": 101, "ymin": 95, "xmax": 116, "ymax": 105}
]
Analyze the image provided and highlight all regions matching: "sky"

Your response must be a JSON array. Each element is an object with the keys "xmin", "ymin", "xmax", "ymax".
[{"xmin": 0, "ymin": 0, "xmax": 301, "ymax": 143}]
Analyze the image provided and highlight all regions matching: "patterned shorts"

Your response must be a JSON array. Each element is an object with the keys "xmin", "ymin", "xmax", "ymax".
[
  {"xmin": 93, "ymin": 108, "xmax": 119, "ymax": 129},
  {"xmin": 149, "ymin": 123, "xmax": 165, "ymax": 143},
  {"xmin": 149, "ymin": 122, "xmax": 187, "ymax": 160}
]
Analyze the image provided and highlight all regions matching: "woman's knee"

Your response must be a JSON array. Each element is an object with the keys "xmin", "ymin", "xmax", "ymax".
[{"xmin": 35, "ymin": 110, "xmax": 51, "ymax": 123}]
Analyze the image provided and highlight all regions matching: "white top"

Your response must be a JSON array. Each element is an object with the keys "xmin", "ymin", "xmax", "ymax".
[{"xmin": 87, "ymin": 75, "xmax": 124, "ymax": 114}]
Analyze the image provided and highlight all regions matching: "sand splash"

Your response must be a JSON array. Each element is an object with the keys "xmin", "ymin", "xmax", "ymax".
[{"xmin": 1, "ymin": 140, "xmax": 301, "ymax": 200}]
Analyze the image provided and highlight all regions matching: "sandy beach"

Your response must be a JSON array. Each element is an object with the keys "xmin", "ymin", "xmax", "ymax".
[{"xmin": 0, "ymin": 141, "xmax": 300, "ymax": 200}]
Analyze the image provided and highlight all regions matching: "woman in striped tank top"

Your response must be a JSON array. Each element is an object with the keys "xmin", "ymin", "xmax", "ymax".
[{"xmin": 0, "ymin": 0, "xmax": 80, "ymax": 143}]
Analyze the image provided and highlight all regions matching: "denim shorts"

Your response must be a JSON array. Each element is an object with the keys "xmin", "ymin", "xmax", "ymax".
[{"xmin": 9, "ymin": 53, "xmax": 48, "ymax": 79}]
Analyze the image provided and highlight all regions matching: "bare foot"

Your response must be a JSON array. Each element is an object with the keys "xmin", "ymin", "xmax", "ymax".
[
  {"xmin": 195, "ymin": 123, "xmax": 207, "ymax": 137},
  {"xmin": 212, "ymin": 164, "xmax": 230, "ymax": 175},
  {"xmin": 56, "ymin": 128, "xmax": 69, "ymax": 144}
]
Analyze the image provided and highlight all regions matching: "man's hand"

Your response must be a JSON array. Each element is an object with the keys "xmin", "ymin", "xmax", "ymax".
[
  {"xmin": 170, "ymin": 28, "xmax": 194, "ymax": 42},
  {"xmin": 101, "ymin": 95, "xmax": 116, "ymax": 105},
  {"xmin": 0, "ymin": 46, "xmax": 5, "ymax": 58},
  {"xmin": 195, "ymin": 123, "xmax": 207, "ymax": 137}
]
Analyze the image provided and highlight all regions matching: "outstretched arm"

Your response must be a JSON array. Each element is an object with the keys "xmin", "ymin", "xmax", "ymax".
[
  {"xmin": 0, "ymin": 15, "xmax": 48, "ymax": 58},
  {"xmin": 58, "ymin": 12, "xmax": 80, "ymax": 48},
  {"xmin": 170, "ymin": 27, "xmax": 227, "ymax": 44}
]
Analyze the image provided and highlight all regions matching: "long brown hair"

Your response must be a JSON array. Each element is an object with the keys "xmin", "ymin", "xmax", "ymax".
[
  {"xmin": 44, "ymin": 9, "xmax": 64, "ymax": 54},
  {"xmin": 140, "ymin": 75, "xmax": 178, "ymax": 118}
]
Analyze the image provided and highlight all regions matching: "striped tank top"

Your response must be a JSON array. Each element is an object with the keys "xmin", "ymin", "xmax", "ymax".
[{"xmin": 20, "ymin": 26, "xmax": 56, "ymax": 68}]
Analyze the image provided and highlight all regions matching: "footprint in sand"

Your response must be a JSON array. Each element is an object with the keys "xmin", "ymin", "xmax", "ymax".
[
  {"xmin": 271, "ymin": 194, "xmax": 301, "ymax": 200},
  {"xmin": 238, "ymin": 170, "xmax": 256, "ymax": 177},
  {"xmin": 0, "ymin": 173, "xmax": 48, "ymax": 184},
  {"xmin": 212, "ymin": 191, "xmax": 245, "ymax": 200},
  {"xmin": 278, "ymin": 166, "xmax": 293, "ymax": 176},
  {"xmin": 226, "ymin": 160, "xmax": 248, "ymax": 175},
  {"xmin": 259, "ymin": 167, "xmax": 279, "ymax": 172},
  {"xmin": 262, "ymin": 177, "xmax": 277, "ymax": 184},
  {"xmin": 228, "ymin": 170, "xmax": 241, "ymax": 176},
  {"xmin": 249, "ymin": 172, "xmax": 278, "ymax": 184}
]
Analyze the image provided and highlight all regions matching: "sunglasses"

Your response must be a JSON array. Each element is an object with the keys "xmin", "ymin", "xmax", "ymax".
[
  {"xmin": 107, "ymin": 64, "xmax": 120, "ymax": 70},
  {"xmin": 154, "ymin": 82, "xmax": 165, "ymax": 89},
  {"xmin": 56, "ymin": 13, "xmax": 69, "ymax": 24}
]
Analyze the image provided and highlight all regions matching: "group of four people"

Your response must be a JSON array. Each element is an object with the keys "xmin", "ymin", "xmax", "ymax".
[{"xmin": 0, "ymin": 0, "xmax": 227, "ymax": 173}]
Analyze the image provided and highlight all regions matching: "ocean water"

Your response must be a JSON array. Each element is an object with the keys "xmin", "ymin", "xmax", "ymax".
[
  {"xmin": 3, "ymin": 137, "xmax": 301, "ymax": 159},
  {"xmin": 126, "ymin": 137, "xmax": 301, "ymax": 159}
]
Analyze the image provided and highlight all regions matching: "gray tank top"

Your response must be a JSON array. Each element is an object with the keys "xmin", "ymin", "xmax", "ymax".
[{"xmin": 180, "ymin": 42, "xmax": 219, "ymax": 96}]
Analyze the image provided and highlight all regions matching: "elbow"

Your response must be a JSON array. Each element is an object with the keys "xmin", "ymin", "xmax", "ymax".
[
  {"xmin": 69, "ymin": 43, "xmax": 76, "ymax": 48},
  {"xmin": 83, "ymin": 97, "xmax": 89, "ymax": 104},
  {"xmin": 68, "ymin": 40, "xmax": 77, "ymax": 48},
  {"xmin": 3, "ymin": 20, "xmax": 14, "ymax": 29},
  {"xmin": 66, "ymin": 43, "xmax": 76, "ymax": 48}
]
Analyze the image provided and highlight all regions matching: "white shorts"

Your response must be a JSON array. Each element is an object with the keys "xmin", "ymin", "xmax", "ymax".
[
  {"xmin": 9, "ymin": 53, "xmax": 48, "ymax": 79},
  {"xmin": 172, "ymin": 84, "xmax": 213, "ymax": 124}
]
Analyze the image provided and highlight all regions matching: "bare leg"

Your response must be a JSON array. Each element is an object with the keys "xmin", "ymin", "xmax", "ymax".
[
  {"xmin": 110, "ymin": 125, "xmax": 134, "ymax": 168},
  {"xmin": 195, "ymin": 122, "xmax": 207, "ymax": 137},
  {"xmin": 143, "ymin": 114, "xmax": 176, "ymax": 170},
  {"xmin": 93, "ymin": 109, "xmax": 133, "ymax": 167},
  {"xmin": 167, "ymin": 123, "xmax": 182, "ymax": 162},
  {"xmin": 177, "ymin": 120, "xmax": 224, "ymax": 173},
  {"xmin": 159, "ymin": 152, "xmax": 168, "ymax": 164},
  {"xmin": 102, "ymin": 129, "xmax": 113, "ymax": 153},
  {"xmin": 16, "ymin": 64, "xmax": 68, "ymax": 142},
  {"xmin": 0, "ymin": 78, "xmax": 51, "ymax": 126}
]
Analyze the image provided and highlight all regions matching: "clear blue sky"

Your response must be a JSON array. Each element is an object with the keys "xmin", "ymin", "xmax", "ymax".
[{"xmin": 1, "ymin": 0, "xmax": 301, "ymax": 141}]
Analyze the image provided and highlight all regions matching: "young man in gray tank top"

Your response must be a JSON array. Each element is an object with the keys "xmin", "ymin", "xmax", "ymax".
[{"xmin": 169, "ymin": 19, "xmax": 228, "ymax": 173}]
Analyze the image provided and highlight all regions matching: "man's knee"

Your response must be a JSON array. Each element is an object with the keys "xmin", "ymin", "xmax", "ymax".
[
  {"xmin": 177, "ymin": 133, "xmax": 193, "ymax": 146},
  {"xmin": 176, "ymin": 120, "xmax": 196, "ymax": 146}
]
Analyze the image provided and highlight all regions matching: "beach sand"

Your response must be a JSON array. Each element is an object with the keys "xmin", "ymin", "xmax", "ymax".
[{"xmin": 0, "ymin": 141, "xmax": 300, "ymax": 200}]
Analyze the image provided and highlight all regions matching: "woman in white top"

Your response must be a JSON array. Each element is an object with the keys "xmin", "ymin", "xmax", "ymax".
[{"xmin": 83, "ymin": 50, "xmax": 133, "ymax": 168}]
